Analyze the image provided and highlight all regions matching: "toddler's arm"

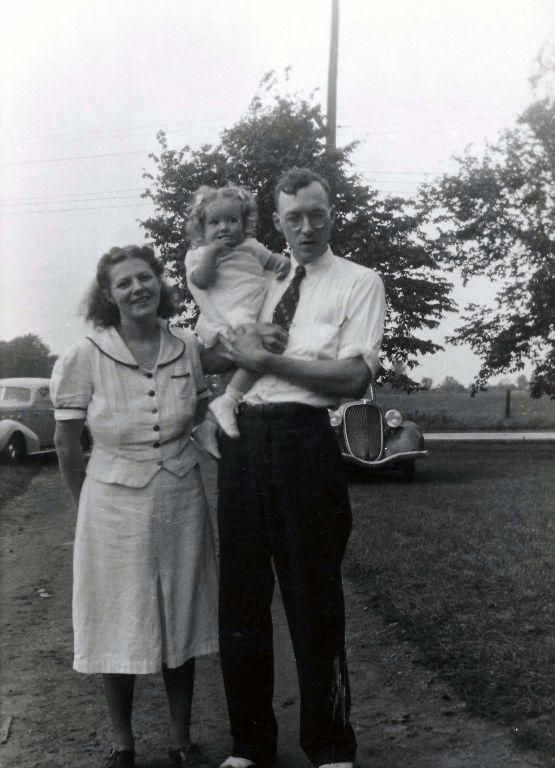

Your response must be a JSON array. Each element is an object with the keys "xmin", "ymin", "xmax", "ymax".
[
  {"xmin": 265, "ymin": 251, "xmax": 291, "ymax": 281},
  {"xmin": 240, "ymin": 238, "xmax": 291, "ymax": 281},
  {"xmin": 186, "ymin": 242, "xmax": 230, "ymax": 289}
]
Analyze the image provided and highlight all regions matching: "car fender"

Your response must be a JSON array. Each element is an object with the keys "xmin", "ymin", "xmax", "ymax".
[
  {"xmin": 383, "ymin": 420, "xmax": 425, "ymax": 458},
  {"xmin": 0, "ymin": 419, "xmax": 41, "ymax": 454}
]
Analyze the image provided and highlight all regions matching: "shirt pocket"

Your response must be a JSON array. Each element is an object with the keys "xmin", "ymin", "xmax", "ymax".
[
  {"xmin": 170, "ymin": 369, "xmax": 194, "ymax": 399},
  {"xmin": 288, "ymin": 321, "xmax": 340, "ymax": 360}
]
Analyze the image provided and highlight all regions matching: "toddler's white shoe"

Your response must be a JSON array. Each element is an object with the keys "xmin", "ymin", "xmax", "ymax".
[
  {"xmin": 318, "ymin": 763, "xmax": 354, "ymax": 768},
  {"xmin": 209, "ymin": 393, "xmax": 240, "ymax": 439},
  {"xmin": 192, "ymin": 413, "xmax": 221, "ymax": 459}
]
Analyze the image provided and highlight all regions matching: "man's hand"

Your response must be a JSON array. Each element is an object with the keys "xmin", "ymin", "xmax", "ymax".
[
  {"xmin": 217, "ymin": 326, "xmax": 268, "ymax": 373},
  {"xmin": 216, "ymin": 323, "xmax": 288, "ymax": 371},
  {"xmin": 253, "ymin": 322, "xmax": 288, "ymax": 353}
]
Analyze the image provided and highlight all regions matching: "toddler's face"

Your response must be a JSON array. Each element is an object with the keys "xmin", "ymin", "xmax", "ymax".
[{"xmin": 203, "ymin": 199, "xmax": 245, "ymax": 248}]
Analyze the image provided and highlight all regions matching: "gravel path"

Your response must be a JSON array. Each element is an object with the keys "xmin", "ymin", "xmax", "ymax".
[{"xmin": 0, "ymin": 458, "xmax": 548, "ymax": 768}]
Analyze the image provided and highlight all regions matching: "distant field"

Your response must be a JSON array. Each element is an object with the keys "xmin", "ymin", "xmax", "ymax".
[
  {"xmin": 346, "ymin": 442, "xmax": 555, "ymax": 754},
  {"xmin": 376, "ymin": 389, "xmax": 555, "ymax": 431}
]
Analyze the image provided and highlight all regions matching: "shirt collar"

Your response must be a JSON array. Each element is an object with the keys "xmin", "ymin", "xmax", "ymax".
[
  {"xmin": 290, "ymin": 246, "xmax": 333, "ymax": 275},
  {"xmin": 86, "ymin": 319, "xmax": 185, "ymax": 369}
]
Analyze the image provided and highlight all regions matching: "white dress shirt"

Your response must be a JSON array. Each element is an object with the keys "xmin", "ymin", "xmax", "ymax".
[{"xmin": 245, "ymin": 247, "xmax": 385, "ymax": 407}]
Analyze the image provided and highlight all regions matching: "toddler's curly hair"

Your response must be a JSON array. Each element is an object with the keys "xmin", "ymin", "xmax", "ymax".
[{"xmin": 185, "ymin": 184, "xmax": 258, "ymax": 246}]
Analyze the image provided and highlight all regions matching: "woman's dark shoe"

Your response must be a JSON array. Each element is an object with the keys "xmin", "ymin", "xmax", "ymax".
[
  {"xmin": 168, "ymin": 742, "xmax": 209, "ymax": 767},
  {"xmin": 103, "ymin": 748, "xmax": 136, "ymax": 767}
]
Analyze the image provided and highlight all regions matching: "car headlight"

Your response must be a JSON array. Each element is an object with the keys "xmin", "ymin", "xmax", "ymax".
[
  {"xmin": 384, "ymin": 409, "xmax": 403, "ymax": 428},
  {"xmin": 329, "ymin": 410, "xmax": 343, "ymax": 427}
]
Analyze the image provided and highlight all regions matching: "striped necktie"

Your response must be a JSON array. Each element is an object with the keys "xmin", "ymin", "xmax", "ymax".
[{"xmin": 272, "ymin": 264, "xmax": 306, "ymax": 330}]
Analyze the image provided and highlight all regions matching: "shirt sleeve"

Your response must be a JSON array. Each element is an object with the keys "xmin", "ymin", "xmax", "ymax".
[
  {"xmin": 337, "ymin": 269, "xmax": 385, "ymax": 378},
  {"xmin": 50, "ymin": 339, "xmax": 94, "ymax": 420}
]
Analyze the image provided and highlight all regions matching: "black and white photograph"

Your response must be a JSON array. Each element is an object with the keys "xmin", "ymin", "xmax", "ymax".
[{"xmin": 1, "ymin": 2, "xmax": 554, "ymax": 767}]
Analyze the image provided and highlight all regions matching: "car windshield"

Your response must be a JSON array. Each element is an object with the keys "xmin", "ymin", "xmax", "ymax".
[{"xmin": 0, "ymin": 386, "xmax": 31, "ymax": 404}]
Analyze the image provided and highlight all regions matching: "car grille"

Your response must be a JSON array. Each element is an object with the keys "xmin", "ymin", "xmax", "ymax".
[{"xmin": 343, "ymin": 402, "xmax": 383, "ymax": 461}]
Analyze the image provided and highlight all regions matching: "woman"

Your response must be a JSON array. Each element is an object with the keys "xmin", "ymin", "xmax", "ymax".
[{"xmin": 51, "ymin": 245, "xmax": 218, "ymax": 768}]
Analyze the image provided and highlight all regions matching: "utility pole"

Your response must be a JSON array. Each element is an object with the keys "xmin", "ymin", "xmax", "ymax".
[{"xmin": 326, "ymin": 0, "xmax": 339, "ymax": 153}]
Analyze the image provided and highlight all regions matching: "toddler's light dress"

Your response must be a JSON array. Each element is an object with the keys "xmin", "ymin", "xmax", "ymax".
[{"xmin": 185, "ymin": 237, "xmax": 273, "ymax": 347}]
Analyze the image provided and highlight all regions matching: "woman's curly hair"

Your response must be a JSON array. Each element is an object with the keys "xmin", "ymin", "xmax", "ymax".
[
  {"xmin": 185, "ymin": 184, "xmax": 257, "ymax": 246},
  {"xmin": 83, "ymin": 245, "xmax": 177, "ymax": 328}
]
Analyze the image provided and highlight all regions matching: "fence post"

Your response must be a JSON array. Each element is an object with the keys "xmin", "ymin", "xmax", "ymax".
[{"xmin": 505, "ymin": 389, "xmax": 511, "ymax": 419}]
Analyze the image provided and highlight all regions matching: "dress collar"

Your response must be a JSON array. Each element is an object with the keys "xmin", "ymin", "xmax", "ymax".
[
  {"xmin": 290, "ymin": 246, "xmax": 333, "ymax": 276},
  {"xmin": 86, "ymin": 319, "xmax": 185, "ymax": 369}
]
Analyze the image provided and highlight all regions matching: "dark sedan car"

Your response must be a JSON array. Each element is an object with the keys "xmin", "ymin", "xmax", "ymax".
[{"xmin": 329, "ymin": 384, "xmax": 428, "ymax": 480}]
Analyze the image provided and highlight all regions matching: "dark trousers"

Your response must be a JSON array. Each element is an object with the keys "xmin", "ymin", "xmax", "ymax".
[{"xmin": 217, "ymin": 403, "xmax": 357, "ymax": 766}]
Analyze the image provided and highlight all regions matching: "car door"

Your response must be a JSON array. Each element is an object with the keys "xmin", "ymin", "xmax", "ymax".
[{"xmin": 31, "ymin": 387, "xmax": 56, "ymax": 447}]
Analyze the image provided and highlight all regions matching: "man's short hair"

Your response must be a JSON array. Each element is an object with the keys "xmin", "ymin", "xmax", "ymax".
[{"xmin": 273, "ymin": 167, "xmax": 332, "ymax": 207}]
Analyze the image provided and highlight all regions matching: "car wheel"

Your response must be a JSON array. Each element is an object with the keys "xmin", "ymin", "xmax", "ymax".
[
  {"xmin": 2, "ymin": 433, "xmax": 28, "ymax": 463},
  {"xmin": 399, "ymin": 458, "xmax": 416, "ymax": 482}
]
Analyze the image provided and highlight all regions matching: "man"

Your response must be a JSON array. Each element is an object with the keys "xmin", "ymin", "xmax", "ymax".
[{"xmin": 216, "ymin": 168, "xmax": 385, "ymax": 768}]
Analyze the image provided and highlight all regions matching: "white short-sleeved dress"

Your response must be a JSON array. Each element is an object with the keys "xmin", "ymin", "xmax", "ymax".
[
  {"xmin": 185, "ymin": 237, "xmax": 273, "ymax": 347},
  {"xmin": 50, "ymin": 321, "xmax": 219, "ymax": 674}
]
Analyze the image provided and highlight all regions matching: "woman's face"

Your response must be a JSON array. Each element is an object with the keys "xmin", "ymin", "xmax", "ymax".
[{"xmin": 106, "ymin": 257, "xmax": 161, "ymax": 324}]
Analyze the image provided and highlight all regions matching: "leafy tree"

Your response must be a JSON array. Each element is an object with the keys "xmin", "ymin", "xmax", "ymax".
[
  {"xmin": 0, "ymin": 334, "xmax": 56, "ymax": 378},
  {"xmin": 516, "ymin": 373, "xmax": 528, "ymax": 390},
  {"xmin": 437, "ymin": 375, "xmax": 466, "ymax": 393},
  {"xmin": 421, "ymin": 376, "xmax": 433, "ymax": 391},
  {"xmin": 141, "ymin": 74, "xmax": 455, "ymax": 382},
  {"xmin": 419, "ymin": 50, "xmax": 555, "ymax": 395}
]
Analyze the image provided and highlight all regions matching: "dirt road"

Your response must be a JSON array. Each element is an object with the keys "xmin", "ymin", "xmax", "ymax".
[{"xmin": 0, "ymin": 459, "xmax": 548, "ymax": 767}]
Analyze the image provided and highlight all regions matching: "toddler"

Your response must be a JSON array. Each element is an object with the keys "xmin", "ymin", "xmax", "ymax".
[{"xmin": 185, "ymin": 184, "xmax": 290, "ymax": 450}]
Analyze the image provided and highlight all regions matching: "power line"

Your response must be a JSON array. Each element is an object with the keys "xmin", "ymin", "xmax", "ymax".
[
  {"xmin": 0, "ymin": 117, "xmax": 234, "ymax": 146},
  {"xmin": 0, "ymin": 193, "xmax": 144, "ymax": 207},
  {"xmin": 0, "ymin": 201, "xmax": 154, "ymax": 216},
  {"xmin": 0, "ymin": 149, "xmax": 152, "ymax": 167},
  {"xmin": 0, "ymin": 169, "xmax": 449, "ymax": 206},
  {"xmin": 0, "ymin": 121, "xmax": 487, "ymax": 167},
  {"xmin": 1, "ymin": 97, "xmax": 507, "ymax": 144},
  {"xmin": 0, "ymin": 186, "xmax": 146, "ymax": 203}
]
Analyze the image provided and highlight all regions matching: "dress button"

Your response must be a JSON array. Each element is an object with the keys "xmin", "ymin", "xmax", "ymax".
[
  {"xmin": 153, "ymin": 425, "xmax": 160, "ymax": 432},
  {"xmin": 148, "ymin": 390, "xmax": 155, "ymax": 397},
  {"xmin": 145, "ymin": 373, "xmax": 153, "ymax": 379},
  {"xmin": 151, "ymin": 408, "xmax": 158, "ymax": 414},
  {"xmin": 153, "ymin": 441, "xmax": 160, "ymax": 448}
]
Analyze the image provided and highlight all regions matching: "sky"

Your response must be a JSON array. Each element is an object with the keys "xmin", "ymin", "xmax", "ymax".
[{"xmin": 2, "ymin": 0, "xmax": 553, "ymax": 386}]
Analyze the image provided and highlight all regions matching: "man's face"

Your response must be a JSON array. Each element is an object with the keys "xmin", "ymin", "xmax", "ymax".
[{"xmin": 273, "ymin": 181, "xmax": 334, "ymax": 264}]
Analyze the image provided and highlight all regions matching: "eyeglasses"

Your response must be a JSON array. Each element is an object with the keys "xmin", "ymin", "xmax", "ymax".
[{"xmin": 280, "ymin": 209, "xmax": 331, "ymax": 231}]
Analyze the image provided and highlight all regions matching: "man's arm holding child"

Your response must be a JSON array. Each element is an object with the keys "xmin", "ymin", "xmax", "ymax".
[
  {"xmin": 217, "ymin": 269, "xmax": 385, "ymax": 399},
  {"xmin": 217, "ymin": 328, "xmax": 372, "ymax": 399}
]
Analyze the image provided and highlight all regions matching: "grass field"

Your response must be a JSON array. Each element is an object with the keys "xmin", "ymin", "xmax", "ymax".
[
  {"xmin": 346, "ymin": 442, "xmax": 555, "ymax": 754},
  {"xmin": 376, "ymin": 389, "xmax": 555, "ymax": 431}
]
